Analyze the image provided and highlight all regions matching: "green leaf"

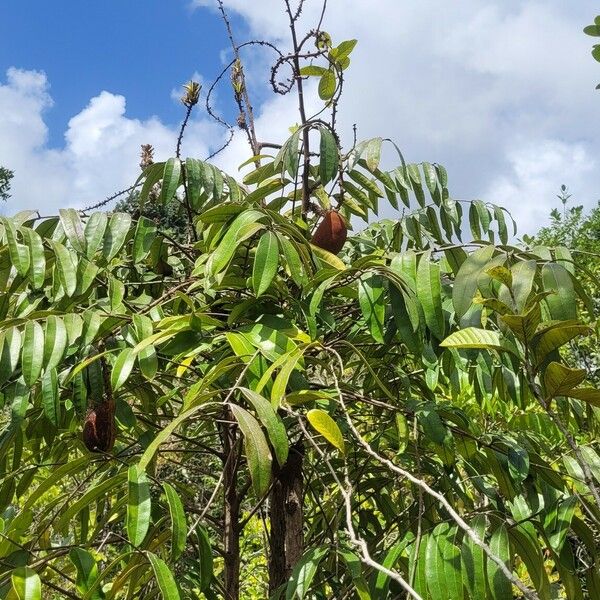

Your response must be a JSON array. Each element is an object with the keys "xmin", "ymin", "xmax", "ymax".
[
  {"xmin": 338, "ymin": 549, "xmax": 371, "ymax": 600},
  {"xmin": 533, "ymin": 322, "xmax": 590, "ymax": 364},
  {"xmin": 185, "ymin": 158, "xmax": 203, "ymax": 210},
  {"xmin": 0, "ymin": 327, "xmax": 21, "ymax": 384},
  {"xmin": 307, "ymin": 408, "xmax": 345, "ymax": 454},
  {"xmin": 230, "ymin": 403, "xmax": 272, "ymax": 496},
  {"xmin": 279, "ymin": 235, "xmax": 307, "ymax": 287},
  {"xmin": 111, "ymin": 348, "xmax": 135, "ymax": 392},
  {"xmin": 163, "ymin": 483, "xmax": 187, "ymax": 561},
  {"xmin": 335, "ymin": 39, "xmax": 357, "ymax": 59},
  {"xmin": 310, "ymin": 243, "xmax": 346, "ymax": 270},
  {"xmin": 252, "ymin": 231, "xmax": 279, "ymax": 297},
  {"xmin": 138, "ymin": 162, "xmax": 165, "ymax": 206},
  {"xmin": 160, "ymin": 158, "xmax": 182, "ymax": 204},
  {"xmin": 59, "ymin": 208, "xmax": 86, "ymax": 253},
  {"xmin": 544, "ymin": 495, "xmax": 577, "ymax": 553},
  {"xmin": 69, "ymin": 548, "xmax": 105, "ymax": 599},
  {"xmin": 10, "ymin": 567, "xmax": 41, "ymax": 600},
  {"xmin": 440, "ymin": 328, "xmax": 515, "ymax": 355},
  {"xmin": 462, "ymin": 515, "xmax": 488, "ymax": 600},
  {"xmin": 138, "ymin": 404, "xmax": 209, "ymax": 471},
  {"xmin": 133, "ymin": 217, "xmax": 157, "ymax": 262},
  {"xmin": 108, "ymin": 276, "xmax": 125, "ymax": 310},
  {"xmin": 56, "ymin": 472, "xmax": 127, "ymax": 531},
  {"xmin": 508, "ymin": 445, "xmax": 529, "ymax": 484},
  {"xmin": 51, "ymin": 241, "xmax": 77, "ymax": 296},
  {"xmin": 422, "ymin": 161, "xmax": 439, "ymax": 198},
  {"xmin": 76, "ymin": 258, "xmax": 100, "ymax": 296},
  {"xmin": 544, "ymin": 361, "xmax": 586, "ymax": 399},
  {"xmin": 501, "ymin": 303, "xmax": 541, "ymax": 342},
  {"xmin": 286, "ymin": 546, "xmax": 328, "ymax": 600},
  {"xmin": 407, "ymin": 164, "xmax": 425, "ymax": 207},
  {"xmin": 127, "ymin": 465, "xmax": 151, "ymax": 547},
  {"xmin": 271, "ymin": 347, "xmax": 305, "ymax": 408},
  {"xmin": 133, "ymin": 314, "xmax": 158, "ymax": 381},
  {"xmin": 347, "ymin": 170, "xmax": 383, "ymax": 197},
  {"xmin": 453, "ymin": 245, "xmax": 495, "ymax": 318},
  {"xmin": 416, "ymin": 252, "xmax": 445, "ymax": 340},
  {"xmin": 84, "ymin": 212, "xmax": 108, "ymax": 257},
  {"xmin": 1, "ymin": 217, "xmax": 30, "ymax": 277},
  {"xmin": 102, "ymin": 213, "xmax": 132, "ymax": 261},
  {"xmin": 542, "ymin": 263, "xmax": 576, "ymax": 321},
  {"xmin": 584, "ymin": 24, "xmax": 600, "ymax": 36},
  {"xmin": 20, "ymin": 228, "xmax": 46, "ymax": 289},
  {"xmin": 195, "ymin": 524, "xmax": 214, "ymax": 591},
  {"xmin": 508, "ymin": 260, "xmax": 536, "ymax": 312},
  {"xmin": 566, "ymin": 387, "xmax": 600, "ymax": 407},
  {"xmin": 358, "ymin": 274, "xmax": 386, "ymax": 343},
  {"xmin": 371, "ymin": 537, "xmax": 413, "ymax": 597},
  {"xmin": 508, "ymin": 524, "xmax": 550, "ymax": 600},
  {"xmin": 319, "ymin": 126, "xmax": 338, "ymax": 185},
  {"xmin": 299, "ymin": 65, "xmax": 327, "ymax": 76},
  {"xmin": 411, "ymin": 532, "xmax": 430, "ymax": 598},
  {"xmin": 426, "ymin": 523, "xmax": 463, "ymax": 600},
  {"xmin": 240, "ymin": 387, "xmax": 289, "ymax": 466},
  {"xmin": 243, "ymin": 161, "xmax": 276, "ymax": 186},
  {"xmin": 21, "ymin": 320, "xmax": 44, "ymax": 386},
  {"xmin": 43, "ymin": 315, "xmax": 68, "ymax": 371},
  {"xmin": 41, "ymin": 368, "xmax": 60, "ymax": 427},
  {"xmin": 318, "ymin": 69, "xmax": 336, "ymax": 100},
  {"xmin": 209, "ymin": 209, "xmax": 264, "ymax": 275},
  {"xmin": 487, "ymin": 525, "xmax": 512, "ymax": 600},
  {"xmin": 365, "ymin": 138, "xmax": 382, "ymax": 172},
  {"xmin": 146, "ymin": 552, "xmax": 181, "ymax": 600}
]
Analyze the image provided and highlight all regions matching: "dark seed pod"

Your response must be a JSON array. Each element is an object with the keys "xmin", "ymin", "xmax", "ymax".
[
  {"xmin": 83, "ymin": 400, "xmax": 115, "ymax": 453},
  {"xmin": 311, "ymin": 210, "xmax": 347, "ymax": 255}
]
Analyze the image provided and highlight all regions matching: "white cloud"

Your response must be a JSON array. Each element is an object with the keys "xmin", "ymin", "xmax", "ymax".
[
  {"xmin": 2, "ymin": 1, "xmax": 600, "ymax": 234},
  {"xmin": 485, "ymin": 139, "xmax": 596, "ymax": 232},
  {"xmin": 191, "ymin": 0, "xmax": 600, "ymax": 233},
  {"xmin": 0, "ymin": 68, "xmax": 220, "ymax": 214}
]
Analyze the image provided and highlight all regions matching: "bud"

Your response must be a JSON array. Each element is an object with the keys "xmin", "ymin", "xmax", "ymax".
[
  {"xmin": 181, "ymin": 80, "xmax": 201, "ymax": 107},
  {"xmin": 140, "ymin": 144, "xmax": 155, "ymax": 171},
  {"xmin": 231, "ymin": 59, "xmax": 245, "ymax": 99}
]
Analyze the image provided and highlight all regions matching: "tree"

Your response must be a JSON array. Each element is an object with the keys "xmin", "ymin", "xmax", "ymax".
[
  {"xmin": 0, "ymin": 166, "xmax": 13, "ymax": 202},
  {"xmin": 528, "ymin": 194, "xmax": 600, "ymax": 385},
  {"xmin": 0, "ymin": 3, "xmax": 598, "ymax": 599}
]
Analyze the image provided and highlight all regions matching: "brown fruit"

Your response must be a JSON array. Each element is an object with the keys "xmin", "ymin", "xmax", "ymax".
[
  {"xmin": 83, "ymin": 400, "xmax": 116, "ymax": 453},
  {"xmin": 311, "ymin": 210, "xmax": 347, "ymax": 255}
]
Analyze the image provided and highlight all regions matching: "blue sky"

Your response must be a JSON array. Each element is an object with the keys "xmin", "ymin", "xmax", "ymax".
[
  {"xmin": 0, "ymin": 1, "xmax": 239, "ymax": 147},
  {"xmin": 0, "ymin": 0, "xmax": 599, "ymax": 233}
]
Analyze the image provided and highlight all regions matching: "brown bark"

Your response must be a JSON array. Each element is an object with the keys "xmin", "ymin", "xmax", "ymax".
[{"xmin": 268, "ymin": 442, "xmax": 305, "ymax": 594}]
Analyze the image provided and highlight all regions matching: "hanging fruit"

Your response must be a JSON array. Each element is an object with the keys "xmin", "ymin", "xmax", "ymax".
[{"xmin": 311, "ymin": 209, "xmax": 347, "ymax": 255}]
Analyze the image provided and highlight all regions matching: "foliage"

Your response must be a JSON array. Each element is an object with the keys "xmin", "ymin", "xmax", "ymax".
[
  {"xmin": 0, "ymin": 4, "xmax": 598, "ymax": 600},
  {"xmin": 527, "ymin": 197, "xmax": 600, "ymax": 386},
  {"xmin": 0, "ymin": 167, "xmax": 13, "ymax": 202},
  {"xmin": 584, "ymin": 15, "xmax": 600, "ymax": 88}
]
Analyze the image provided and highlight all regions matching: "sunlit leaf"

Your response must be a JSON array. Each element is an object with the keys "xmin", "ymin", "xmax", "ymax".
[{"xmin": 307, "ymin": 409, "xmax": 345, "ymax": 454}]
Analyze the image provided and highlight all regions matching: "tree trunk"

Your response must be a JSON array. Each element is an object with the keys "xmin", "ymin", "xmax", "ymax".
[
  {"xmin": 268, "ymin": 442, "xmax": 304, "ymax": 594},
  {"xmin": 222, "ymin": 419, "xmax": 241, "ymax": 600}
]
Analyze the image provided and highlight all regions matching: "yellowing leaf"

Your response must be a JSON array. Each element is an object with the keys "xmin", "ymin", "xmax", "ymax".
[{"xmin": 307, "ymin": 409, "xmax": 345, "ymax": 454}]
